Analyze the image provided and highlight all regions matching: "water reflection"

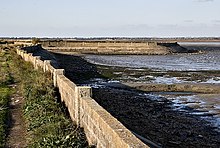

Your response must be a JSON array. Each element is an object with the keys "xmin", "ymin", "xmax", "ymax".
[
  {"xmin": 84, "ymin": 50, "xmax": 220, "ymax": 71},
  {"xmin": 83, "ymin": 44, "xmax": 220, "ymax": 130}
]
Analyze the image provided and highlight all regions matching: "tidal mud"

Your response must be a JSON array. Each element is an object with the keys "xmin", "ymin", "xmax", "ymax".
[{"xmin": 52, "ymin": 50, "xmax": 220, "ymax": 148}]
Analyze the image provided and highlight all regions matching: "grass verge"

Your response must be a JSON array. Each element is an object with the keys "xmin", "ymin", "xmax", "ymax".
[
  {"xmin": 0, "ymin": 49, "xmax": 13, "ymax": 147},
  {"xmin": 5, "ymin": 47, "xmax": 89, "ymax": 147},
  {"xmin": 0, "ymin": 87, "xmax": 10, "ymax": 147}
]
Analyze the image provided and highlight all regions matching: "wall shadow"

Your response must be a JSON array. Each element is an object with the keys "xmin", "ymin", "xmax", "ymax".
[
  {"xmin": 52, "ymin": 52, "xmax": 220, "ymax": 148},
  {"xmin": 22, "ymin": 46, "xmax": 220, "ymax": 148}
]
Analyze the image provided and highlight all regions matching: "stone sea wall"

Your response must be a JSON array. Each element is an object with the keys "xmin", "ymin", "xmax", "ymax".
[
  {"xmin": 16, "ymin": 47, "xmax": 148, "ymax": 148},
  {"xmin": 41, "ymin": 40, "xmax": 190, "ymax": 55}
]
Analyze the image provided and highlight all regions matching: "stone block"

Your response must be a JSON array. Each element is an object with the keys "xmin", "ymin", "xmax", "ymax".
[
  {"xmin": 43, "ymin": 60, "xmax": 51, "ymax": 72},
  {"xmin": 37, "ymin": 59, "xmax": 44, "ymax": 70},
  {"xmin": 53, "ymin": 69, "xmax": 65, "ymax": 87},
  {"xmin": 77, "ymin": 86, "xmax": 92, "ymax": 98},
  {"xmin": 33, "ymin": 56, "xmax": 41, "ymax": 69}
]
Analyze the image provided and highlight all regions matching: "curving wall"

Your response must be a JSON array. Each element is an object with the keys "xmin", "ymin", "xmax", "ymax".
[
  {"xmin": 41, "ymin": 40, "xmax": 190, "ymax": 55},
  {"xmin": 16, "ymin": 48, "xmax": 148, "ymax": 148}
]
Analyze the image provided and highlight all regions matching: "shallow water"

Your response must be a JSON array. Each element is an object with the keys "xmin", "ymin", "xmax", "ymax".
[
  {"xmin": 83, "ymin": 44, "xmax": 220, "ymax": 130},
  {"xmin": 84, "ymin": 46, "xmax": 220, "ymax": 71},
  {"xmin": 159, "ymin": 93, "xmax": 220, "ymax": 130},
  {"xmin": 179, "ymin": 42, "xmax": 220, "ymax": 46}
]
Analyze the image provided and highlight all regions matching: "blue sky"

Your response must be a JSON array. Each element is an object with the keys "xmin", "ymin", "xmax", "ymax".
[{"xmin": 0, "ymin": 0, "xmax": 220, "ymax": 37}]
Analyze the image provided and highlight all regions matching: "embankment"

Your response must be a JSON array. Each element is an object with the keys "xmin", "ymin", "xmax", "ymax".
[
  {"xmin": 41, "ymin": 40, "xmax": 195, "ymax": 55},
  {"xmin": 16, "ymin": 47, "xmax": 148, "ymax": 147}
]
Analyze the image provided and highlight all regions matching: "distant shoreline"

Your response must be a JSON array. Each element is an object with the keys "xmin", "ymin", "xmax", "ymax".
[{"xmin": 1, "ymin": 37, "xmax": 220, "ymax": 43}]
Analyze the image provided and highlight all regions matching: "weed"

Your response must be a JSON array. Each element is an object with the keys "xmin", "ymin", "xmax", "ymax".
[
  {"xmin": 6, "ymin": 48, "xmax": 89, "ymax": 147},
  {"xmin": 0, "ymin": 49, "xmax": 13, "ymax": 147},
  {"xmin": 0, "ymin": 87, "xmax": 10, "ymax": 147}
]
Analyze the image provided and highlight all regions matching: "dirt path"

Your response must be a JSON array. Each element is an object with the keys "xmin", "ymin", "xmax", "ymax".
[{"xmin": 6, "ymin": 84, "xmax": 27, "ymax": 148}]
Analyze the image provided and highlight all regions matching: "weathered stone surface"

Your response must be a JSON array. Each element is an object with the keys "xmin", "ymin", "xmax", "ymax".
[
  {"xmin": 16, "ymin": 48, "xmax": 148, "ymax": 147},
  {"xmin": 42, "ymin": 40, "xmax": 195, "ymax": 55}
]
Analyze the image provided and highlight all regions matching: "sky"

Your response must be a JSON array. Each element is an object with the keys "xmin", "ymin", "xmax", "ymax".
[{"xmin": 0, "ymin": 0, "xmax": 220, "ymax": 37}]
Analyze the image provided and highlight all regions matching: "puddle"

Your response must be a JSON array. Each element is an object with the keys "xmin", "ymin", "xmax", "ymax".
[
  {"xmin": 201, "ymin": 77, "xmax": 220, "ymax": 84},
  {"xmin": 123, "ymin": 75, "xmax": 220, "ymax": 84},
  {"xmin": 152, "ymin": 76, "xmax": 186, "ymax": 84},
  {"xmin": 82, "ymin": 78, "xmax": 120, "ymax": 88},
  {"xmin": 158, "ymin": 93, "xmax": 220, "ymax": 130},
  {"xmin": 83, "ymin": 49, "xmax": 220, "ymax": 131}
]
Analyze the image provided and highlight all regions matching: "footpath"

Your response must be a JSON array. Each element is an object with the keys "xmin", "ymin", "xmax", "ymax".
[
  {"xmin": 1, "ymin": 46, "xmax": 89, "ymax": 147},
  {"xmin": 0, "ymin": 47, "xmax": 27, "ymax": 147}
]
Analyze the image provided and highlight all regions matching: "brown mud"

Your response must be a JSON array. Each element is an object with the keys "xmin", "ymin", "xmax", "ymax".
[
  {"xmin": 23, "ymin": 46, "xmax": 220, "ymax": 147},
  {"xmin": 52, "ymin": 52, "xmax": 220, "ymax": 148}
]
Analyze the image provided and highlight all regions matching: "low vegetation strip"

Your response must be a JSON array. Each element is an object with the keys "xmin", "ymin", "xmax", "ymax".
[
  {"xmin": 0, "ymin": 87, "xmax": 10, "ymax": 147},
  {"xmin": 0, "ymin": 50, "xmax": 13, "ymax": 147},
  {"xmin": 1, "ymin": 47, "xmax": 89, "ymax": 147},
  {"xmin": 22, "ymin": 71, "xmax": 89, "ymax": 147}
]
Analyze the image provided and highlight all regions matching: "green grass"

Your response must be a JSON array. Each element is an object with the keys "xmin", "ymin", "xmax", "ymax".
[
  {"xmin": 0, "ymin": 87, "xmax": 10, "ymax": 147},
  {"xmin": 0, "ymin": 50, "xmax": 13, "ymax": 147},
  {"xmin": 0, "ymin": 47, "xmax": 89, "ymax": 147},
  {"xmin": 7, "ymin": 48, "xmax": 89, "ymax": 147},
  {"xmin": 22, "ymin": 75, "xmax": 88, "ymax": 147}
]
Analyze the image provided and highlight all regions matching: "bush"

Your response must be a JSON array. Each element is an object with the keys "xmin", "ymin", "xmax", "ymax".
[{"xmin": 32, "ymin": 38, "xmax": 40, "ymax": 45}]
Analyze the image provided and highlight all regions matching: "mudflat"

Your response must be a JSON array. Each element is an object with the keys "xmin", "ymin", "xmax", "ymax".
[
  {"xmin": 26, "ymin": 45, "xmax": 220, "ymax": 147},
  {"xmin": 52, "ymin": 52, "xmax": 220, "ymax": 148}
]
